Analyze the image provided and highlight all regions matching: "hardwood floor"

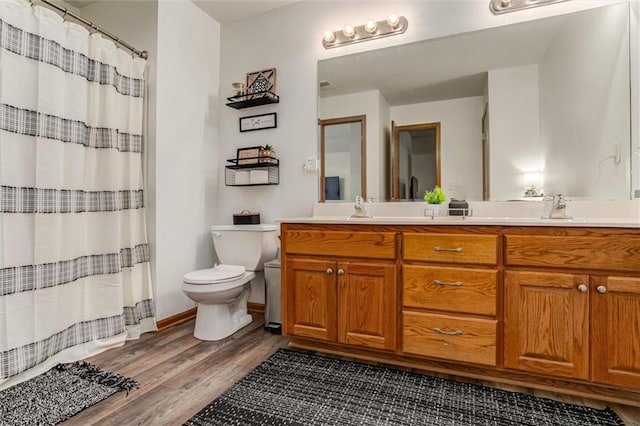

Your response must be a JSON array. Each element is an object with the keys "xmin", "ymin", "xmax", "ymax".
[{"xmin": 62, "ymin": 315, "xmax": 640, "ymax": 425}]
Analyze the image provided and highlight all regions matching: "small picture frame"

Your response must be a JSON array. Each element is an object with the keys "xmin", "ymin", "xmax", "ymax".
[
  {"xmin": 239, "ymin": 112, "xmax": 277, "ymax": 133},
  {"xmin": 236, "ymin": 146, "xmax": 262, "ymax": 165}
]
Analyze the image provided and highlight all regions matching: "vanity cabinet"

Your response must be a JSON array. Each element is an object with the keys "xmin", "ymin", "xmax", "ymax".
[
  {"xmin": 281, "ymin": 223, "xmax": 640, "ymax": 406},
  {"xmin": 282, "ymin": 226, "xmax": 397, "ymax": 351},
  {"xmin": 401, "ymin": 233, "xmax": 499, "ymax": 366},
  {"xmin": 504, "ymin": 232, "xmax": 640, "ymax": 390}
]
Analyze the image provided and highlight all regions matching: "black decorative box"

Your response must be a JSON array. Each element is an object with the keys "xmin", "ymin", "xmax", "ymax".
[{"xmin": 233, "ymin": 210, "xmax": 261, "ymax": 225}]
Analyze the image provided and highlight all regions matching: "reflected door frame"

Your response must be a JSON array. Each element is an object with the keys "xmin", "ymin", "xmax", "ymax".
[
  {"xmin": 319, "ymin": 115, "xmax": 367, "ymax": 202},
  {"xmin": 391, "ymin": 121, "xmax": 441, "ymax": 200}
]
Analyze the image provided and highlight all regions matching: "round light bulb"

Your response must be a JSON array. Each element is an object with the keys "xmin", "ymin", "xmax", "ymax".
[
  {"xmin": 364, "ymin": 19, "xmax": 377, "ymax": 34},
  {"xmin": 323, "ymin": 30, "xmax": 335, "ymax": 43},
  {"xmin": 386, "ymin": 13, "xmax": 400, "ymax": 28},
  {"xmin": 343, "ymin": 24, "xmax": 355, "ymax": 38}
]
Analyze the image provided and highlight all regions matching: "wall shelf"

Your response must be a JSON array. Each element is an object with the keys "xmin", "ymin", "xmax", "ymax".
[
  {"xmin": 225, "ymin": 91, "xmax": 280, "ymax": 109},
  {"xmin": 225, "ymin": 156, "xmax": 279, "ymax": 186}
]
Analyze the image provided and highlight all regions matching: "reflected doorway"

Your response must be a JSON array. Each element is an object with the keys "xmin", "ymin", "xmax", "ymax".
[
  {"xmin": 319, "ymin": 115, "xmax": 366, "ymax": 202},
  {"xmin": 391, "ymin": 121, "xmax": 441, "ymax": 200}
]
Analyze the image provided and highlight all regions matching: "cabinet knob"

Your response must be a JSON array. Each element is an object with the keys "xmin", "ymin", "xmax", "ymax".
[
  {"xmin": 577, "ymin": 284, "xmax": 588, "ymax": 292},
  {"xmin": 326, "ymin": 268, "xmax": 333, "ymax": 275},
  {"xmin": 596, "ymin": 285, "xmax": 607, "ymax": 294},
  {"xmin": 337, "ymin": 269, "xmax": 345, "ymax": 275}
]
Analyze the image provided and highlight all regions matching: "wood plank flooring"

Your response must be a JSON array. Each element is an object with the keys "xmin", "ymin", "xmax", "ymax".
[{"xmin": 62, "ymin": 315, "xmax": 640, "ymax": 425}]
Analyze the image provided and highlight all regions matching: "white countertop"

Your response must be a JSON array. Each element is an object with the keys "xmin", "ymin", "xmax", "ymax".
[
  {"xmin": 275, "ymin": 215, "xmax": 640, "ymax": 227},
  {"xmin": 274, "ymin": 200, "xmax": 640, "ymax": 227}
]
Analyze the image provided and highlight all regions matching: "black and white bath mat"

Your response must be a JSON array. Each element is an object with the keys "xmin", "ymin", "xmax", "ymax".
[
  {"xmin": 185, "ymin": 348, "xmax": 624, "ymax": 426},
  {"xmin": 0, "ymin": 362, "xmax": 137, "ymax": 425}
]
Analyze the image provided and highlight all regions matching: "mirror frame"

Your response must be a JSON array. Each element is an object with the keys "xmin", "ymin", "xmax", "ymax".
[
  {"xmin": 319, "ymin": 115, "xmax": 367, "ymax": 202},
  {"xmin": 391, "ymin": 121, "xmax": 441, "ymax": 200}
]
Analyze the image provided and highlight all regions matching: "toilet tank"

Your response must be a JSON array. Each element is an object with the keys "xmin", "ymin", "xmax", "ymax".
[{"xmin": 210, "ymin": 224, "xmax": 278, "ymax": 271}]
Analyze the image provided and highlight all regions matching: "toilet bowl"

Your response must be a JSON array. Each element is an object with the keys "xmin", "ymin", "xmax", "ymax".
[{"xmin": 181, "ymin": 224, "xmax": 278, "ymax": 341}]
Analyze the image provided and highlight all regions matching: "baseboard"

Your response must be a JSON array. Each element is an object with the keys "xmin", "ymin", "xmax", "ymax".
[
  {"xmin": 156, "ymin": 307, "xmax": 197, "ymax": 332},
  {"xmin": 156, "ymin": 304, "xmax": 264, "ymax": 332},
  {"xmin": 247, "ymin": 302, "xmax": 265, "ymax": 314}
]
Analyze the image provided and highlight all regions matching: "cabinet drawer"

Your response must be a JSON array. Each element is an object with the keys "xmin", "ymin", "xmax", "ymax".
[
  {"xmin": 403, "ymin": 265, "xmax": 497, "ymax": 316},
  {"xmin": 505, "ymin": 235, "xmax": 640, "ymax": 272},
  {"xmin": 403, "ymin": 311, "xmax": 497, "ymax": 366},
  {"xmin": 404, "ymin": 233, "xmax": 497, "ymax": 265},
  {"xmin": 284, "ymin": 230, "xmax": 396, "ymax": 259}
]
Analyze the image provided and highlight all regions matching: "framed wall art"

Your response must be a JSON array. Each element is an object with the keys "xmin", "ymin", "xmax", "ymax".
[
  {"xmin": 236, "ymin": 146, "xmax": 261, "ymax": 165},
  {"xmin": 239, "ymin": 112, "xmax": 277, "ymax": 132},
  {"xmin": 246, "ymin": 68, "xmax": 276, "ymax": 94}
]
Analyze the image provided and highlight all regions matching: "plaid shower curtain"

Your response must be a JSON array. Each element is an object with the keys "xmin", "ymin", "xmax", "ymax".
[{"xmin": 0, "ymin": 0, "xmax": 156, "ymax": 389}]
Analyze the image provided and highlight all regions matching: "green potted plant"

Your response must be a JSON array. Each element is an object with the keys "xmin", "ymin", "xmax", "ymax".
[
  {"xmin": 260, "ymin": 144, "xmax": 275, "ymax": 163},
  {"xmin": 424, "ymin": 185, "xmax": 446, "ymax": 216}
]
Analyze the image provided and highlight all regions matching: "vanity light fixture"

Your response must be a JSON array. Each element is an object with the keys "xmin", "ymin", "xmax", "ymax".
[
  {"xmin": 343, "ymin": 24, "xmax": 356, "ymax": 38},
  {"xmin": 490, "ymin": 0, "xmax": 568, "ymax": 14},
  {"xmin": 322, "ymin": 14, "xmax": 408, "ymax": 49}
]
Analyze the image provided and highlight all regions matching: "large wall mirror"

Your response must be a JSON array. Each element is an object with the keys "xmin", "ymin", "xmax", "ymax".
[{"xmin": 318, "ymin": 3, "xmax": 632, "ymax": 202}]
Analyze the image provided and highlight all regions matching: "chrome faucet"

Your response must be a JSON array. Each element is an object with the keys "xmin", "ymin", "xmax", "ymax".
[
  {"xmin": 352, "ymin": 195, "xmax": 370, "ymax": 218},
  {"xmin": 543, "ymin": 194, "xmax": 572, "ymax": 219}
]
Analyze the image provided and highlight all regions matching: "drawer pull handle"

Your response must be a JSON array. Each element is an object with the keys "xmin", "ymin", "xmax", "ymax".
[
  {"xmin": 326, "ymin": 268, "xmax": 333, "ymax": 275},
  {"xmin": 596, "ymin": 285, "xmax": 607, "ymax": 294},
  {"xmin": 433, "ymin": 246, "xmax": 463, "ymax": 253},
  {"xmin": 577, "ymin": 284, "xmax": 588, "ymax": 292},
  {"xmin": 337, "ymin": 269, "xmax": 345, "ymax": 275},
  {"xmin": 434, "ymin": 328, "xmax": 463, "ymax": 336},
  {"xmin": 433, "ymin": 279, "xmax": 463, "ymax": 287}
]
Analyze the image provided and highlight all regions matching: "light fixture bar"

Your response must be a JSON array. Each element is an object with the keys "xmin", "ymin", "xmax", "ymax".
[
  {"xmin": 490, "ymin": 0, "xmax": 569, "ymax": 15},
  {"xmin": 322, "ymin": 16, "xmax": 408, "ymax": 49}
]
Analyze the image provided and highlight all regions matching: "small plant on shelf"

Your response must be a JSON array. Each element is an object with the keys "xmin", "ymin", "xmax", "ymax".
[
  {"xmin": 424, "ymin": 185, "xmax": 446, "ymax": 204},
  {"xmin": 260, "ymin": 144, "xmax": 275, "ymax": 163}
]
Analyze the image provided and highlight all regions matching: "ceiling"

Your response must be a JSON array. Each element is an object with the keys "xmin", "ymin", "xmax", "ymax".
[{"xmin": 66, "ymin": 0, "xmax": 298, "ymax": 24}]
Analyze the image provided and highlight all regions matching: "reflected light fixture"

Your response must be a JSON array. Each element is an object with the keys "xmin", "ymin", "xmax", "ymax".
[
  {"xmin": 322, "ymin": 14, "xmax": 408, "ymax": 49},
  {"xmin": 490, "ymin": 0, "xmax": 568, "ymax": 14},
  {"xmin": 364, "ymin": 19, "xmax": 377, "ymax": 34}
]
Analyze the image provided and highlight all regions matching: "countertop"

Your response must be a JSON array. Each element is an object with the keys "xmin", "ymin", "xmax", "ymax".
[{"xmin": 275, "ymin": 216, "xmax": 640, "ymax": 228}]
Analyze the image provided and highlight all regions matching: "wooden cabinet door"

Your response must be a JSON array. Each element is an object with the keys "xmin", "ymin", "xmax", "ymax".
[
  {"xmin": 337, "ymin": 261, "xmax": 396, "ymax": 351},
  {"xmin": 284, "ymin": 258, "xmax": 337, "ymax": 342},
  {"xmin": 591, "ymin": 276, "xmax": 640, "ymax": 389},
  {"xmin": 504, "ymin": 271, "xmax": 589, "ymax": 380}
]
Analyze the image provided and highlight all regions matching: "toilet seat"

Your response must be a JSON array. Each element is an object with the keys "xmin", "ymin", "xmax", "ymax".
[{"xmin": 183, "ymin": 264, "xmax": 246, "ymax": 285}]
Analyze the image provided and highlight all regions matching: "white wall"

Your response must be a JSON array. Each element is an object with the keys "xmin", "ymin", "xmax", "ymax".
[
  {"xmin": 82, "ymin": 0, "xmax": 221, "ymax": 320},
  {"xmin": 488, "ymin": 65, "xmax": 540, "ymax": 200},
  {"xmin": 391, "ymin": 97, "xmax": 484, "ymax": 201}
]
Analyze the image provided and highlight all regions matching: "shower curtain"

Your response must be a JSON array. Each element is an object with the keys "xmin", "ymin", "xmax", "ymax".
[{"xmin": 0, "ymin": 0, "xmax": 156, "ymax": 388}]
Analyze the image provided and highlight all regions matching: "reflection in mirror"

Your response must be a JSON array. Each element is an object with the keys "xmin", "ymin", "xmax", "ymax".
[
  {"xmin": 318, "ymin": 3, "xmax": 631, "ymax": 201},
  {"xmin": 392, "ymin": 121, "xmax": 441, "ymax": 200},
  {"xmin": 319, "ymin": 115, "xmax": 366, "ymax": 202}
]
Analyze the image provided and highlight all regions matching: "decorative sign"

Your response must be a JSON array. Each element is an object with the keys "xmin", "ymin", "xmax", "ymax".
[
  {"xmin": 246, "ymin": 68, "xmax": 276, "ymax": 94},
  {"xmin": 239, "ymin": 112, "xmax": 277, "ymax": 132}
]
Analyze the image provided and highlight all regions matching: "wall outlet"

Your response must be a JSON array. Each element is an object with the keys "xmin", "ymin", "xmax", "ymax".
[{"xmin": 303, "ymin": 157, "xmax": 318, "ymax": 172}]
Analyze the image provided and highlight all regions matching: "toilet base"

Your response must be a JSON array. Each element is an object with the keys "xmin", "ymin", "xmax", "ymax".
[{"xmin": 193, "ymin": 283, "xmax": 253, "ymax": 341}]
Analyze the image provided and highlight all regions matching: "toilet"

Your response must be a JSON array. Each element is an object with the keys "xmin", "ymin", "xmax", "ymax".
[{"xmin": 182, "ymin": 224, "xmax": 278, "ymax": 341}]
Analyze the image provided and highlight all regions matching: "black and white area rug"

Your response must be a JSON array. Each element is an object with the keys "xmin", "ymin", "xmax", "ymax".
[
  {"xmin": 0, "ymin": 361, "xmax": 138, "ymax": 426},
  {"xmin": 185, "ymin": 348, "xmax": 624, "ymax": 426}
]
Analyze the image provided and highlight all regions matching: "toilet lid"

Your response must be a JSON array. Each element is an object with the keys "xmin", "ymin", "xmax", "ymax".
[{"xmin": 183, "ymin": 264, "xmax": 246, "ymax": 284}]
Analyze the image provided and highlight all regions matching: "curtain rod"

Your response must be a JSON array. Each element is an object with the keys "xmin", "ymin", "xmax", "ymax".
[{"xmin": 35, "ymin": 0, "xmax": 148, "ymax": 60}]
